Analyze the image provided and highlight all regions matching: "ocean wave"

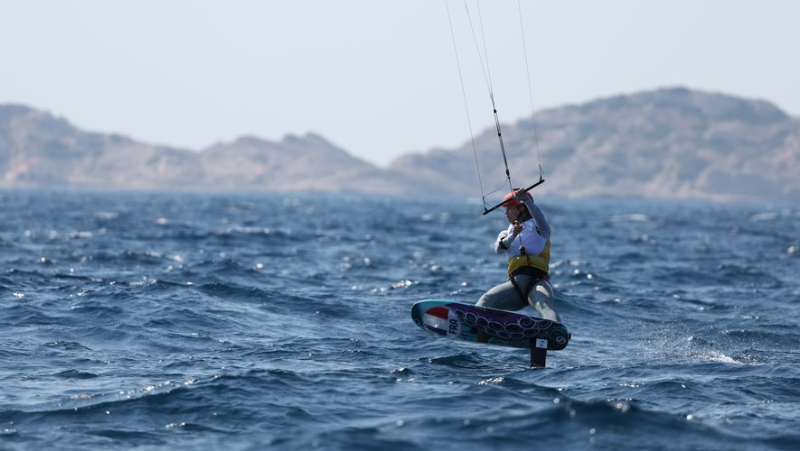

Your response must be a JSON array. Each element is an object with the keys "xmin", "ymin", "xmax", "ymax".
[{"xmin": 2, "ymin": 192, "xmax": 799, "ymax": 450}]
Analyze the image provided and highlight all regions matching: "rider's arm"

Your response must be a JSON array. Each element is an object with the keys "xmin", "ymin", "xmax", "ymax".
[
  {"xmin": 494, "ymin": 229, "xmax": 516, "ymax": 254},
  {"xmin": 523, "ymin": 197, "xmax": 550, "ymax": 237}
]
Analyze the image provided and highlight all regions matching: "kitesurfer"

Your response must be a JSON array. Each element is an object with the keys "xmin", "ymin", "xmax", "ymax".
[{"xmin": 476, "ymin": 188, "xmax": 561, "ymax": 322}]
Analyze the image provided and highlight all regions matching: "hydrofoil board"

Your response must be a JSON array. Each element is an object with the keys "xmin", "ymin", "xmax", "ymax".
[{"xmin": 411, "ymin": 299, "xmax": 570, "ymax": 367}]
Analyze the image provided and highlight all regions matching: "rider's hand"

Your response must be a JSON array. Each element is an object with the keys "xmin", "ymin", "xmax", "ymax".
[{"xmin": 513, "ymin": 189, "xmax": 532, "ymax": 203}]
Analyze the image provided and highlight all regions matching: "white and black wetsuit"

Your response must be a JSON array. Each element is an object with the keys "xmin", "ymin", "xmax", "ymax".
[{"xmin": 476, "ymin": 198, "xmax": 561, "ymax": 322}]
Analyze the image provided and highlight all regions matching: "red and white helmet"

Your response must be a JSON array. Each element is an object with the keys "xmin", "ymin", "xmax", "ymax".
[{"xmin": 502, "ymin": 189, "xmax": 532, "ymax": 208}]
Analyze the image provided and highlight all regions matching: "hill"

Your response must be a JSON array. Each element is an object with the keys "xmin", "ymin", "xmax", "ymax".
[
  {"xmin": 2, "ymin": 87, "xmax": 798, "ymax": 202},
  {"xmin": 390, "ymin": 87, "xmax": 800, "ymax": 202}
]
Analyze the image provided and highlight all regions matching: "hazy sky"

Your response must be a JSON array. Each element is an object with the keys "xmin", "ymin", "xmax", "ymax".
[{"xmin": 2, "ymin": 0, "xmax": 798, "ymax": 166}]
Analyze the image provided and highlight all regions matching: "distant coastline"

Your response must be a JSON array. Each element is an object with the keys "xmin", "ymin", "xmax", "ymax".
[{"xmin": 2, "ymin": 87, "xmax": 798, "ymax": 202}]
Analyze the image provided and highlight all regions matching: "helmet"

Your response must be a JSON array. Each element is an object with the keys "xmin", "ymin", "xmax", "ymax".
[{"xmin": 502, "ymin": 189, "xmax": 531, "ymax": 208}]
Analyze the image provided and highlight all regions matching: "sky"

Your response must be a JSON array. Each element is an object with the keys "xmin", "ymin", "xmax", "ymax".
[{"xmin": 2, "ymin": 0, "xmax": 799, "ymax": 167}]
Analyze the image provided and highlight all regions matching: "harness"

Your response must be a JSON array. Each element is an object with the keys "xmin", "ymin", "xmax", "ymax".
[
  {"xmin": 508, "ymin": 254, "xmax": 549, "ymax": 306},
  {"xmin": 507, "ymin": 241, "xmax": 550, "ymax": 275}
]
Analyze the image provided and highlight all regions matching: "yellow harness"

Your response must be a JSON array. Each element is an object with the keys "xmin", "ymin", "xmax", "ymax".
[{"xmin": 507, "ymin": 240, "xmax": 550, "ymax": 275}]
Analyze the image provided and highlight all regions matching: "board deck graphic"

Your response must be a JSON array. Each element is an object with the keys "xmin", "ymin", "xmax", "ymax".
[{"xmin": 411, "ymin": 299, "xmax": 570, "ymax": 351}]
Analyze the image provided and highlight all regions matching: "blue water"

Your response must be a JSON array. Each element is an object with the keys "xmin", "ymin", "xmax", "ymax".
[{"xmin": 1, "ymin": 191, "xmax": 799, "ymax": 450}]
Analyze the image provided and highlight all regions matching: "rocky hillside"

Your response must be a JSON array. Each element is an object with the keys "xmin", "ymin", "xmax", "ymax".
[
  {"xmin": 390, "ymin": 87, "xmax": 800, "ymax": 202},
  {"xmin": 1, "ymin": 87, "xmax": 798, "ymax": 202},
  {"xmin": 0, "ymin": 105, "xmax": 410, "ymax": 193},
  {"xmin": 0, "ymin": 104, "xmax": 202, "ymax": 190}
]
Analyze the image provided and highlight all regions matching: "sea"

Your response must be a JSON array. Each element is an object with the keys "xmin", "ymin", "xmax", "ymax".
[{"xmin": 1, "ymin": 190, "xmax": 798, "ymax": 450}]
